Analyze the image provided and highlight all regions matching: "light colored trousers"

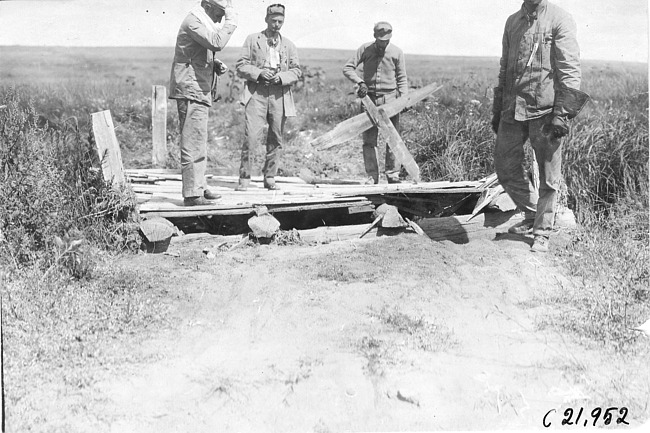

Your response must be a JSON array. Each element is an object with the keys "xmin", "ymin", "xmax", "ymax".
[
  {"xmin": 176, "ymin": 99, "xmax": 209, "ymax": 198},
  {"xmin": 239, "ymin": 84, "xmax": 285, "ymax": 180},
  {"xmin": 494, "ymin": 114, "xmax": 563, "ymax": 237},
  {"xmin": 362, "ymin": 92, "xmax": 400, "ymax": 182}
]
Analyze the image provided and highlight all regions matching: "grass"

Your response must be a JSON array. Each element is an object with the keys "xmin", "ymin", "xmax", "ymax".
[{"xmin": 371, "ymin": 305, "xmax": 456, "ymax": 352}]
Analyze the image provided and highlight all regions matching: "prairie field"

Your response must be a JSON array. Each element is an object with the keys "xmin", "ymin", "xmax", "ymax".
[{"xmin": 0, "ymin": 46, "xmax": 648, "ymax": 431}]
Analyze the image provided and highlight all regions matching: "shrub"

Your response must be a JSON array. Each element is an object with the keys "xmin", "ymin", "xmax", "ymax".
[{"xmin": 0, "ymin": 87, "xmax": 140, "ymax": 275}]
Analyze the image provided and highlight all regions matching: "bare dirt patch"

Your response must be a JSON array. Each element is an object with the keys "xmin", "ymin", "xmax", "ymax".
[{"xmin": 9, "ymin": 233, "xmax": 649, "ymax": 432}]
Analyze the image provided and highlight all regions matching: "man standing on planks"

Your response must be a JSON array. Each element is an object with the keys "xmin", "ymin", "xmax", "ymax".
[
  {"xmin": 492, "ymin": 0, "xmax": 589, "ymax": 252},
  {"xmin": 169, "ymin": 0, "xmax": 238, "ymax": 206},
  {"xmin": 234, "ymin": 3, "xmax": 302, "ymax": 191},
  {"xmin": 343, "ymin": 21, "xmax": 409, "ymax": 185}
]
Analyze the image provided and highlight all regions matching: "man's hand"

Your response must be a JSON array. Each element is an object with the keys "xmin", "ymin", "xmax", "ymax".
[
  {"xmin": 269, "ymin": 75, "xmax": 281, "ymax": 85},
  {"xmin": 259, "ymin": 70, "xmax": 275, "ymax": 82},
  {"xmin": 491, "ymin": 114, "xmax": 501, "ymax": 134},
  {"xmin": 542, "ymin": 115, "xmax": 569, "ymax": 139},
  {"xmin": 357, "ymin": 82, "xmax": 368, "ymax": 98},
  {"xmin": 214, "ymin": 60, "xmax": 228, "ymax": 76},
  {"xmin": 224, "ymin": 6, "xmax": 238, "ymax": 26}
]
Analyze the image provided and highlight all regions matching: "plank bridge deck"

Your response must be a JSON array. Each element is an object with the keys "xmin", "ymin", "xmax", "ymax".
[{"xmin": 129, "ymin": 169, "xmax": 491, "ymax": 220}]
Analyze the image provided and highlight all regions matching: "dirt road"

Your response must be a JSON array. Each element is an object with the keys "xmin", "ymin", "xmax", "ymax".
[{"xmin": 27, "ymin": 231, "xmax": 649, "ymax": 432}]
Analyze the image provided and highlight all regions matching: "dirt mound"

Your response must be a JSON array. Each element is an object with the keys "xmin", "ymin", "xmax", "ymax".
[{"xmin": 25, "ymin": 232, "xmax": 636, "ymax": 432}]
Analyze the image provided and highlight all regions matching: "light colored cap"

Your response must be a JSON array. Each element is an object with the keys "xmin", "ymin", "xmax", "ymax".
[
  {"xmin": 204, "ymin": 0, "xmax": 228, "ymax": 11},
  {"xmin": 373, "ymin": 21, "xmax": 393, "ymax": 40},
  {"xmin": 267, "ymin": 3, "xmax": 285, "ymax": 16}
]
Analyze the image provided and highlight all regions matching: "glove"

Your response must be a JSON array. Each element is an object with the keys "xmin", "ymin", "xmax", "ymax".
[
  {"xmin": 491, "ymin": 114, "xmax": 501, "ymax": 134},
  {"xmin": 357, "ymin": 82, "xmax": 368, "ymax": 98},
  {"xmin": 224, "ymin": 6, "xmax": 238, "ymax": 26},
  {"xmin": 542, "ymin": 115, "xmax": 569, "ymax": 139}
]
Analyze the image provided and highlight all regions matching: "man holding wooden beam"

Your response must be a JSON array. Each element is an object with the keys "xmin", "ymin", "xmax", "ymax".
[
  {"xmin": 343, "ymin": 21, "xmax": 409, "ymax": 184},
  {"xmin": 169, "ymin": 0, "xmax": 238, "ymax": 206}
]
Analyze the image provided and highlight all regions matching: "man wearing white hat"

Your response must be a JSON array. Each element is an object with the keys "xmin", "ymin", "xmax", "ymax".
[
  {"xmin": 343, "ymin": 21, "xmax": 409, "ymax": 184},
  {"xmin": 169, "ymin": 0, "xmax": 238, "ymax": 206}
]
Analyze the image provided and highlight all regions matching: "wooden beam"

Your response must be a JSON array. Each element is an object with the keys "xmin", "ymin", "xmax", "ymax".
[
  {"xmin": 360, "ymin": 96, "xmax": 421, "ymax": 182},
  {"xmin": 312, "ymin": 82, "xmax": 443, "ymax": 150},
  {"xmin": 91, "ymin": 110, "xmax": 126, "ymax": 186},
  {"xmin": 151, "ymin": 85, "xmax": 168, "ymax": 168},
  {"xmin": 142, "ymin": 199, "xmax": 373, "ymax": 219}
]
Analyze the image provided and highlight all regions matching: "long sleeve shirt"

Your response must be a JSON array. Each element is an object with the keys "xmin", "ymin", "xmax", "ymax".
[
  {"xmin": 236, "ymin": 31, "xmax": 302, "ymax": 117},
  {"xmin": 343, "ymin": 42, "xmax": 408, "ymax": 97},
  {"xmin": 169, "ymin": 10, "xmax": 237, "ymax": 105},
  {"xmin": 496, "ymin": 0, "xmax": 581, "ymax": 122}
]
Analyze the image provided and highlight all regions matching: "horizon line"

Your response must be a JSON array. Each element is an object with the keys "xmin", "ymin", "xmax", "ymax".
[{"xmin": 0, "ymin": 45, "xmax": 647, "ymax": 65}]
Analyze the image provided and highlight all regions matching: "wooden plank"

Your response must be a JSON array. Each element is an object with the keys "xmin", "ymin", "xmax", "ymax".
[
  {"xmin": 312, "ymin": 82, "xmax": 443, "ymax": 150},
  {"xmin": 142, "ymin": 200, "xmax": 372, "ymax": 219},
  {"xmin": 379, "ymin": 108, "xmax": 420, "ymax": 182},
  {"xmin": 348, "ymin": 204, "xmax": 375, "ymax": 214},
  {"xmin": 360, "ymin": 96, "xmax": 421, "ymax": 182},
  {"xmin": 91, "ymin": 110, "xmax": 125, "ymax": 185},
  {"xmin": 151, "ymin": 85, "xmax": 168, "ymax": 167}
]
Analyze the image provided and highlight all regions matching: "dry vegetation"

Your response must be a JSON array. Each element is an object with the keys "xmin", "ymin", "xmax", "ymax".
[{"xmin": 0, "ymin": 46, "xmax": 648, "ymax": 428}]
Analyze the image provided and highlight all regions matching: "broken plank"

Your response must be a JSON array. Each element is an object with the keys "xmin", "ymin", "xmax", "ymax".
[
  {"xmin": 91, "ymin": 110, "xmax": 126, "ymax": 186},
  {"xmin": 360, "ymin": 95, "xmax": 420, "ymax": 182},
  {"xmin": 312, "ymin": 83, "xmax": 443, "ymax": 150},
  {"xmin": 378, "ymin": 107, "xmax": 421, "ymax": 182}
]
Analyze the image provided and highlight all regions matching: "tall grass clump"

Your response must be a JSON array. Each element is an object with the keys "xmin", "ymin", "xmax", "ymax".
[
  {"xmin": 0, "ymin": 86, "xmax": 140, "ymax": 277},
  {"xmin": 549, "ymin": 70, "xmax": 649, "ymax": 348},
  {"xmin": 405, "ymin": 72, "xmax": 497, "ymax": 181}
]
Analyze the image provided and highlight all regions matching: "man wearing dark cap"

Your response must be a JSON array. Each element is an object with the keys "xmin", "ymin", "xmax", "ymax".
[
  {"xmin": 343, "ymin": 21, "xmax": 409, "ymax": 184},
  {"xmin": 169, "ymin": 0, "xmax": 238, "ymax": 206},
  {"xmin": 235, "ymin": 3, "xmax": 302, "ymax": 191}
]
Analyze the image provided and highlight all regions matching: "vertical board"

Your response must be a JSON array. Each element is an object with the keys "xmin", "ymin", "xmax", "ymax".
[
  {"xmin": 151, "ymin": 85, "xmax": 168, "ymax": 167},
  {"xmin": 91, "ymin": 110, "xmax": 126, "ymax": 185}
]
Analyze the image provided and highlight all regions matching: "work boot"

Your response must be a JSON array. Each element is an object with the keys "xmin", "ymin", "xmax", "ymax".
[
  {"xmin": 183, "ymin": 196, "xmax": 216, "ymax": 207},
  {"xmin": 387, "ymin": 176, "xmax": 402, "ymax": 184},
  {"xmin": 204, "ymin": 189, "xmax": 221, "ymax": 200},
  {"xmin": 235, "ymin": 178, "xmax": 250, "ymax": 191},
  {"xmin": 508, "ymin": 219, "xmax": 534, "ymax": 235},
  {"xmin": 530, "ymin": 235, "xmax": 550, "ymax": 253},
  {"xmin": 264, "ymin": 177, "xmax": 279, "ymax": 190},
  {"xmin": 363, "ymin": 174, "xmax": 379, "ymax": 185}
]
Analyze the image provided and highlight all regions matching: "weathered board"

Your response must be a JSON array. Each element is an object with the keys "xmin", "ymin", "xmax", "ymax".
[
  {"xmin": 91, "ymin": 110, "xmax": 126, "ymax": 185},
  {"xmin": 151, "ymin": 85, "xmax": 168, "ymax": 167},
  {"xmin": 360, "ymin": 96, "xmax": 421, "ymax": 182}
]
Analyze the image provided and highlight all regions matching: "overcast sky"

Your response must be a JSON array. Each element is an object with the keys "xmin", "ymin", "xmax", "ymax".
[{"xmin": 0, "ymin": 0, "xmax": 647, "ymax": 62}]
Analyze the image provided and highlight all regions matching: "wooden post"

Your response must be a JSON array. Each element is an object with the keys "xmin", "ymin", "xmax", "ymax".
[
  {"xmin": 91, "ymin": 110, "xmax": 126, "ymax": 186},
  {"xmin": 151, "ymin": 85, "xmax": 168, "ymax": 167}
]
